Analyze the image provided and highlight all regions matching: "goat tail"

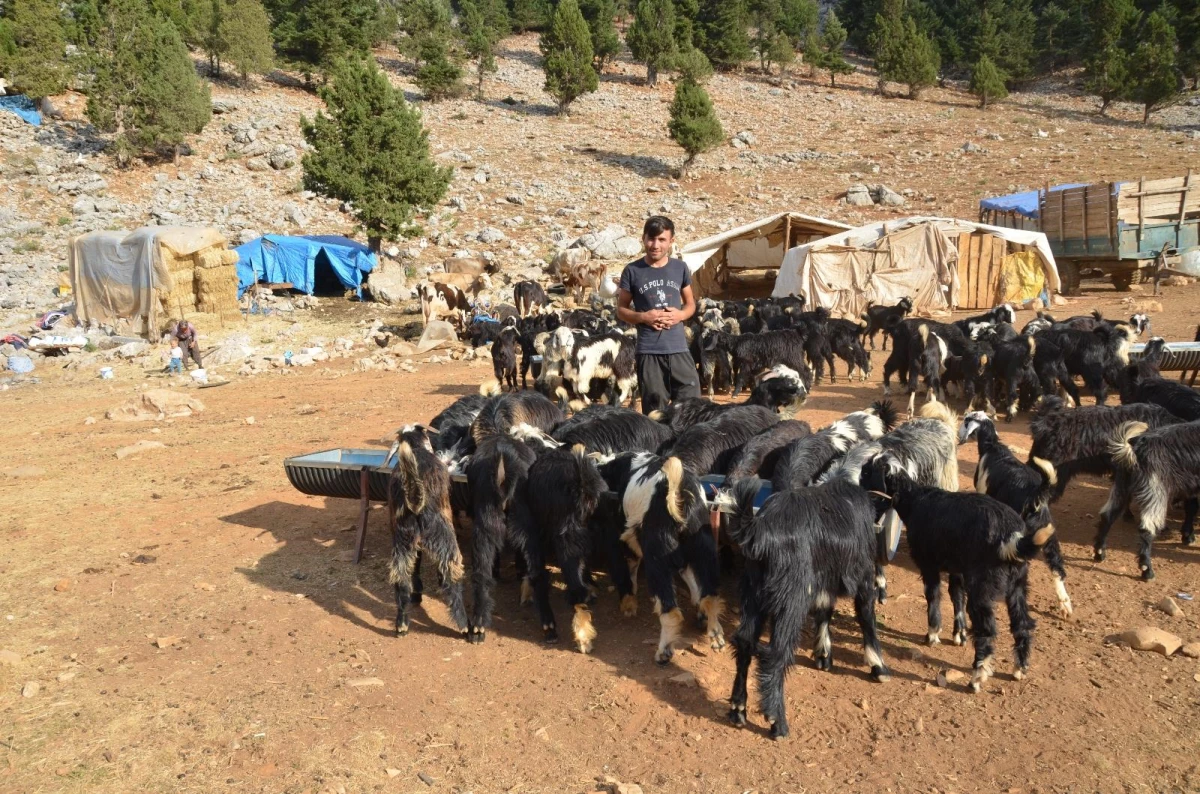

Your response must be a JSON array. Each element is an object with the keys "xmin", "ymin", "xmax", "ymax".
[
  {"xmin": 662, "ymin": 456, "xmax": 688, "ymax": 525},
  {"xmin": 1091, "ymin": 308, "xmax": 1103, "ymax": 321},
  {"xmin": 725, "ymin": 476, "xmax": 763, "ymax": 548},
  {"xmin": 1109, "ymin": 421, "xmax": 1149, "ymax": 471},
  {"xmin": 396, "ymin": 441, "xmax": 426, "ymax": 515},
  {"xmin": 1028, "ymin": 456, "xmax": 1057, "ymax": 511},
  {"xmin": 917, "ymin": 323, "xmax": 930, "ymax": 346},
  {"xmin": 479, "ymin": 378, "xmax": 502, "ymax": 397},
  {"xmin": 647, "ymin": 409, "xmax": 666, "ymax": 422},
  {"xmin": 917, "ymin": 398, "xmax": 958, "ymax": 431},
  {"xmin": 870, "ymin": 399, "xmax": 900, "ymax": 432},
  {"xmin": 1000, "ymin": 522, "xmax": 1056, "ymax": 562},
  {"xmin": 1026, "ymin": 335, "xmax": 1036, "ymax": 358}
]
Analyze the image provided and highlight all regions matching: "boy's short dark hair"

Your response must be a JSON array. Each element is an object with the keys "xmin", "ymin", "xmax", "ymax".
[{"xmin": 643, "ymin": 215, "xmax": 675, "ymax": 238}]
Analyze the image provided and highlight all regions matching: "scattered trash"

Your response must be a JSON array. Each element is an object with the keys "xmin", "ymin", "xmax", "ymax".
[
  {"xmin": 99, "ymin": 367, "xmax": 114, "ymax": 379},
  {"xmin": 1177, "ymin": 593, "xmax": 1194, "ymax": 601}
]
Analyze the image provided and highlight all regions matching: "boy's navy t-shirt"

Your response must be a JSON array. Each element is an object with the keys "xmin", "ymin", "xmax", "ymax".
[{"xmin": 619, "ymin": 256, "xmax": 691, "ymax": 355}]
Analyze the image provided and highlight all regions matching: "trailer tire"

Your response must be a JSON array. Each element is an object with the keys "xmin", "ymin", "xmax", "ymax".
[
  {"xmin": 1059, "ymin": 261, "xmax": 1081, "ymax": 296},
  {"xmin": 1111, "ymin": 270, "xmax": 1136, "ymax": 291}
]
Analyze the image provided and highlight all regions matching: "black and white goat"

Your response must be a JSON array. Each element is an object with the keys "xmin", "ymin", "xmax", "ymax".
[
  {"xmin": 953, "ymin": 303, "xmax": 1018, "ymax": 340},
  {"xmin": 1029, "ymin": 395, "xmax": 1184, "ymax": 497},
  {"xmin": 959, "ymin": 412, "xmax": 1071, "ymax": 616},
  {"xmin": 724, "ymin": 468, "xmax": 889, "ymax": 739},
  {"xmin": 903, "ymin": 322, "xmax": 952, "ymax": 417},
  {"xmin": 388, "ymin": 425, "xmax": 469, "ymax": 638},
  {"xmin": 861, "ymin": 296, "xmax": 913, "ymax": 350},
  {"xmin": 534, "ymin": 325, "xmax": 582, "ymax": 402},
  {"xmin": 562, "ymin": 331, "xmax": 637, "ymax": 408},
  {"xmin": 862, "ymin": 454, "xmax": 1056, "ymax": 692},
  {"xmin": 513, "ymin": 280, "xmax": 548, "ymax": 317},
  {"xmin": 596, "ymin": 452, "xmax": 724, "ymax": 663},
  {"xmin": 771, "ymin": 402, "xmax": 899, "ymax": 491},
  {"xmin": 1038, "ymin": 323, "xmax": 1137, "ymax": 405},
  {"xmin": 651, "ymin": 365, "xmax": 809, "ymax": 434},
  {"xmin": 729, "ymin": 328, "xmax": 813, "ymax": 397},
  {"xmin": 1094, "ymin": 420, "xmax": 1200, "ymax": 580}
]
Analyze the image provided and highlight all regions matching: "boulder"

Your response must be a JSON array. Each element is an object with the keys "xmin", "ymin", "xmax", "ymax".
[
  {"xmin": 1107, "ymin": 627, "xmax": 1182, "ymax": 656},
  {"xmin": 574, "ymin": 224, "xmax": 642, "ymax": 260},
  {"xmin": 205, "ymin": 334, "xmax": 254, "ymax": 366},
  {"xmin": 106, "ymin": 389, "xmax": 205, "ymax": 422},
  {"xmin": 844, "ymin": 184, "xmax": 873, "ymax": 206},
  {"xmin": 245, "ymin": 157, "xmax": 271, "ymax": 172},
  {"xmin": 115, "ymin": 341, "xmax": 150, "ymax": 359},
  {"xmin": 365, "ymin": 268, "xmax": 410, "ymax": 306},
  {"xmin": 72, "ymin": 197, "xmax": 96, "ymax": 215},
  {"xmin": 872, "ymin": 185, "xmax": 907, "ymax": 206},
  {"xmin": 268, "ymin": 145, "xmax": 297, "ymax": 170},
  {"xmin": 477, "ymin": 227, "xmax": 505, "ymax": 244}
]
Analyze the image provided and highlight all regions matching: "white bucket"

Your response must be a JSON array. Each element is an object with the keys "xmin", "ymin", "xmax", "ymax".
[
  {"xmin": 99, "ymin": 367, "xmax": 114, "ymax": 380},
  {"xmin": 190, "ymin": 368, "xmax": 208, "ymax": 384}
]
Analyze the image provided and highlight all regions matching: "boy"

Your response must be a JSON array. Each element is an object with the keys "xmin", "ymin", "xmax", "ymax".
[
  {"xmin": 168, "ymin": 338, "xmax": 184, "ymax": 374},
  {"xmin": 616, "ymin": 216, "xmax": 701, "ymax": 414}
]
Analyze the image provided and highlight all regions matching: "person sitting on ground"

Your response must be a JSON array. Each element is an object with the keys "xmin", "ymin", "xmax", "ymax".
[
  {"xmin": 168, "ymin": 338, "xmax": 184, "ymax": 374},
  {"xmin": 170, "ymin": 319, "xmax": 203, "ymax": 370}
]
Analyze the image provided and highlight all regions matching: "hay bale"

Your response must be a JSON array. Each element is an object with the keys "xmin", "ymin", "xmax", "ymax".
[{"xmin": 195, "ymin": 249, "xmax": 228, "ymax": 269}]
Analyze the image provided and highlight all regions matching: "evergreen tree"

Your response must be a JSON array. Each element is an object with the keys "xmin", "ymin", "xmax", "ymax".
[
  {"xmin": 224, "ymin": 0, "xmax": 273, "ymax": 81},
  {"xmin": 480, "ymin": 0, "xmax": 511, "ymax": 35},
  {"xmin": 970, "ymin": 53, "xmax": 1007, "ymax": 107},
  {"xmin": 0, "ymin": 19, "xmax": 14, "ymax": 64},
  {"xmin": 667, "ymin": 77, "xmax": 722, "ymax": 175},
  {"xmin": 777, "ymin": 0, "xmax": 818, "ymax": 46},
  {"xmin": 1, "ymin": 0, "xmax": 70, "ymax": 100},
  {"xmin": 301, "ymin": 56, "xmax": 453, "ymax": 253},
  {"xmin": 461, "ymin": 0, "xmax": 499, "ymax": 97},
  {"xmin": 802, "ymin": 26, "xmax": 823, "ymax": 76},
  {"xmin": 1177, "ymin": 0, "xmax": 1199, "ymax": 88},
  {"xmin": 200, "ymin": 0, "xmax": 229, "ymax": 76},
  {"xmin": 268, "ymin": 0, "xmax": 381, "ymax": 73},
  {"xmin": 87, "ymin": 0, "xmax": 212, "ymax": 164},
  {"xmin": 821, "ymin": 9, "xmax": 853, "ymax": 86},
  {"xmin": 749, "ymin": 0, "xmax": 782, "ymax": 73},
  {"xmin": 626, "ymin": 0, "xmax": 678, "ymax": 86},
  {"xmin": 403, "ymin": 0, "xmax": 466, "ymax": 100},
  {"xmin": 509, "ymin": 0, "xmax": 550, "ymax": 31},
  {"xmin": 871, "ymin": 2, "xmax": 939, "ymax": 98},
  {"xmin": 65, "ymin": 0, "xmax": 103, "ymax": 51},
  {"xmin": 673, "ymin": 44, "xmax": 713, "ymax": 82},
  {"xmin": 539, "ymin": 0, "xmax": 598, "ymax": 113},
  {"xmin": 580, "ymin": 0, "xmax": 620, "ymax": 70},
  {"xmin": 672, "ymin": 0, "xmax": 699, "ymax": 49},
  {"xmin": 697, "ymin": 0, "xmax": 750, "ymax": 70},
  {"xmin": 1083, "ymin": 0, "xmax": 1137, "ymax": 115},
  {"xmin": 1129, "ymin": 9, "xmax": 1180, "ymax": 123}
]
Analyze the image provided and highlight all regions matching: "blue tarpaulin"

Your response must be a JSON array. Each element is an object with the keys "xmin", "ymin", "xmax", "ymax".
[
  {"xmin": 979, "ymin": 183, "xmax": 1126, "ymax": 219},
  {"xmin": 233, "ymin": 235, "xmax": 376, "ymax": 297},
  {"xmin": 0, "ymin": 95, "xmax": 42, "ymax": 126}
]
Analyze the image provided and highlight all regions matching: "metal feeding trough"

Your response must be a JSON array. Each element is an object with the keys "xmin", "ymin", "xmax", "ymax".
[{"xmin": 1129, "ymin": 341, "xmax": 1200, "ymax": 374}]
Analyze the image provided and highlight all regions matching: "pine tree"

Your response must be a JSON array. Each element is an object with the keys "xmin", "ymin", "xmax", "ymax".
[
  {"xmin": 672, "ymin": 0, "xmax": 699, "ymax": 50},
  {"xmin": 871, "ymin": 3, "xmax": 939, "ymax": 99},
  {"xmin": 821, "ymin": 9, "xmax": 853, "ymax": 86},
  {"xmin": 580, "ymin": 0, "xmax": 620, "ymax": 70},
  {"xmin": 802, "ymin": 26, "xmax": 823, "ymax": 77},
  {"xmin": 2, "ymin": 0, "xmax": 70, "ymax": 100},
  {"xmin": 1177, "ymin": 0, "xmax": 1199, "ymax": 88},
  {"xmin": 269, "ymin": 0, "xmax": 380, "ymax": 73},
  {"xmin": 626, "ymin": 0, "xmax": 677, "ymax": 86},
  {"xmin": 668, "ymin": 77, "xmax": 723, "ymax": 175},
  {"xmin": 697, "ymin": 0, "xmax": 750, "ymax": 70},
  {"xmin": 970, "ymin": 53, "xmax": 1007, "ymax": 107},
  {"xmin": 87, "ymin": 0, "xmax": 212, "ymax": 164},
  {"xmin": 749, "ymin": 0, "xmax": 782, "ymax": 73},
  {"xmin": 200, "ymin": 0, "xmax": 229, "ymax": 76},
  {"xmin": 403, "ymin": 0, "xmax": 466, "ymax": 100},
  {"xmin": 1083, "ymin": 0, "xmax": 1138, "ymax": 115},
  {"xmin": 776, "ymin": 0, "xmax": 818, "ymax": 46},
  {"xmin": 301, "ymin": 57, "xmax": 453, "ymax": 253},
  {"xmin": 461, "ymin": 0, "xmax": 499, "ymax": 97},
  {"xmin": 1129, "ymin": 9, "xmax": 1180, "ymax": 123},
  {"xmin": 510, "ymin": 0, "xmax": 550, "ymax": 31},
  {"xmin": 224, "ymin": 0, "xmax": 273, "ymax": 82},
  {"xmin": 539, "ymin": 0, "xmax": 598, "ymax": 113},
  {"xmin": 673, "ymin": 44, "xmax": 713, "ymax": 82}
]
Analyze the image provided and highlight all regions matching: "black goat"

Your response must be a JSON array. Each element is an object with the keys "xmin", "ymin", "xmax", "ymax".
[
  {"xmin": 729, "ymin": 328, "xmax": 812, "ymax": 397},
  {"xmin": 724, "ymin": 470, "xmax": 888, "ymax": 739},
  {"xmin": 1029, "ymin": 395, "xmax": 1183, "ymax": 498},
  {"xmin": 551, "ymin": 404, "xmax": 674, "ymax": 453},
  {"xmin": 388, "ymin": 425, "xmax": 469, "ymax": 638},
  {"xmin": 862, "ymin": 455, "xmax": 1056, "ymax": 692},
  {"xmin": 490, "ymin": 326, "xmax": 519, "ymax": 392},
  {"xmin": 724, "ymin": 420, "xmax": 813, "ymax": 481},
  {"xmin": 514, "ymin": 280, "xmax": 548, "ymax": 317},
  {"xmin": 903, "ymin": 322, "xmax": 952, "ymax": 417},
  {"xmin": 651, "ymin": 365, "xmax": 809, "ymax": 433},
  {"xmin": 516, "ymin": 313, "xmax": 562, "ymax": 389},
  {"xmin": 826, "ymin": 318, "xmax": 872, "ymax": 382},
  {"xmin": 1120, "ymin": 338, "xmax": 1200, "ymax": 420},
  {"xmin": 1038, "ymin": 324, "xmax": 1136, "ymax": 405},
  {"xmin": 471, "ymin": 391, "xmax": 564, "ymax": 443},
  {"xmin": 695, "ymin": 325, "xmax": 735, "ymax": 395},
  {"xmin": 597, "ymin": 452, "xmax": 724, "ymax": 663},
  {"xmin": 959, "ymin": 412, "xmax": 1071, "ymax": 616},
  {"xmin": 658, "ymin": 405, "xmax": 780, "ymax": 475},
  {"xmin": 861, "ymin": 296, "xmax": 913, "ymax": 350},
  {"xmin": 429, "ymin": 393, "xmax": 488, "ymax": 459},
  {"xmin": 1095, "ymin": 420, "xmax": 1200, "ymax": 580}
]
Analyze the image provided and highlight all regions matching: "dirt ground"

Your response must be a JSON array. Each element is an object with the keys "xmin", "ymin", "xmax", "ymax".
[{"xmin": 3, "ymin": 281, "xmax": 1200, "ymax": 794}]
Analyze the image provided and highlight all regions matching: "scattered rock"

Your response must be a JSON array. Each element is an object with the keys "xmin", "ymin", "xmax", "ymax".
[
  {"xmin": 477, "ymin": 227, "xmax": 505, "ymax": 244},
  {"xmin": 245, "ymin": 156, "xmax": 272, "ymax": 172},
  {"xmin": 417, "ymin": 771, "xmax": 436, "ymax": 786},
  {"xmin": 533, "ymin": 726, "xmax": 549, "ymax": 741},
  {"xmin": 347, "ymin": 677, "xmax": 385, "ymax": 688},
  {"xmin": 1163, "ymin": 275, "xmax": 1193, "ymax": 287},
  {"xmin": 53, "ymin": 579, "xmax": 70, "ymax": 592},
  {"xmin": 115, "ymin": 341, "xmax": 150, "ymax": 359},
  {"xmin": 1107, "ymin": 627, "xmax": 1182, "ymax": 656},
  {"xmin": 386, "ymin": 768, "xmax": 402, "ymax": 779},
  {"xmin": 115, "ymin": 440, "xmax": 167, "ymax": 459},
  {"xmin": 962, "ymin": 141, "xmax": 986, "ymax": 153},
  {"xmin": 57, "ymin": 671, "xmax": 76, "ymax": 683},
  {"xmin": 844, "ymin": 183, "xmax": 873, "ymax": 206},
  {"xmin": 1179, "ymin": 642, "xmax": 1200, "ymax": 659},
  {"xmin": 107, "ymin": 389, "xmax": 204, "ymax": 421},
  {"xmin": 1157, "ymin": 596, "xmax": 1183, "ymax": 617},
  {"xmin": 668, "ymin": 671, "xmax": 698, "ymax": 687},
  {"xmin": 268, "ymin": 145, "xmax": 297, "ymax": 170},
  {"xmin": 0, "ymin": 649, "xmax": 20, "ymax": 666},
  {"xmin": 22, "ymin": 681, "xmax": 39, "ymax": 698},
  {"xmin": 155, "ymin": 636, "xmax": 182, "ymax": 649},
  {"xmin": 194, "ymin": 582, "xmax": 216, "ymax": 591},
  {"xmin": 872, "ymin": 184, "xmax": 907, "ymax": 206}
]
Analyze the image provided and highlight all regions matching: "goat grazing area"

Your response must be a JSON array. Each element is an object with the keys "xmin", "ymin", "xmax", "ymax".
[{"xmin": 3, "ymin": 285, "xmax": 1200, "ymax": 794}]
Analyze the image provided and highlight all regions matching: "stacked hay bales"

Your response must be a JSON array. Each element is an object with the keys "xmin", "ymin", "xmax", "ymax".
[{"xmin": 156, "ymin": 240, "xmax": 242, "ymax": 332}]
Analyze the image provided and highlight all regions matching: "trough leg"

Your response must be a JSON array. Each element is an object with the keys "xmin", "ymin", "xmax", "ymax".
[{"xmin": 353, "ymin": 467, "xmax": 370, "ymax": 564}]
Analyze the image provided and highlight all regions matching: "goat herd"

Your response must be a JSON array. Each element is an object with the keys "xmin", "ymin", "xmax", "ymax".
[{"xmin": 384, "ymin": 292, "xmax": 1200, "ymax": 740}]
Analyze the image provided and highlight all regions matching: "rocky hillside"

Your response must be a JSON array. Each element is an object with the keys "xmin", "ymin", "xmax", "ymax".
[{"xmin": 1, "ymin": 34, "xmax": 1197, "ymax": 328}]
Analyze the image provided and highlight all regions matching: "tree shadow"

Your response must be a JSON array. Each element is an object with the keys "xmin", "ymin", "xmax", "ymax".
[
  {"xmin": 572, "ymin": 146, "xmax": 675, "ymax": 179},
  {"xmin": 496, "ymin": 46, "xmax": 543, "ymax": 71},
  {"xmin": 479, "ymin": 97, "xmax": 561, "ymax": 117},
  {"xmin": 32, "ymin": 120, "xmax": 108, "ymax": 156}
]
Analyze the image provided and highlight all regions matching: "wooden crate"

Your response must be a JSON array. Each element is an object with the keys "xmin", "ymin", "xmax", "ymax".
[{"xmin": 955, "ymin": 232, "xmax": 1007, "ymax": 310}]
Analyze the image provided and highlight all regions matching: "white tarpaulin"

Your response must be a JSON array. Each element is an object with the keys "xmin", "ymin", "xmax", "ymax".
[
  {"xmin": 773, "ymin": 216, "xmax": 1060, "ymax": 316},
  {"xmin": 680, "ymin": 211, "xmax": 852, "ymax": 273},
  {"xmin": 69, "ymin": 227, "xmax": 226, "ymax": 333}
]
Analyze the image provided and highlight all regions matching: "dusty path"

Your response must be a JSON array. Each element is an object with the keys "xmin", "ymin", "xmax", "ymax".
[{"xmin": 2, "ymin": 284, "xmax": 1200, "ymax": 793}]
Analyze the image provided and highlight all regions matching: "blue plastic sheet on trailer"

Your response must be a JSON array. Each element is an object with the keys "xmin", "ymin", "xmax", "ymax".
[
  {"xmin": 0, "ymin": 95, "xmax": 42, "ymax": 126},
  {"xmin": 979, "ymin": 183, "xmax": 1088, "ymax": 219},
  {"xmin": 233, "ymin": 234, "xmax": 376, "ymax": 297}
]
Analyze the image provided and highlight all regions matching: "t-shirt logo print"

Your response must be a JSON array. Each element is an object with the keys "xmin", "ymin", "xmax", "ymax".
[{"xmin": 655, "ymin": 288, "xmax": 667, "ymax": 307}]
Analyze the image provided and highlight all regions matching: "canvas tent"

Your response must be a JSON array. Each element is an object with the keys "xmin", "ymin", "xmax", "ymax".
[
  {"xmin": 234, "ymin": 235, "xmax": 376, "ymax": 298},
  {"xmin": 772, "ymin": 217, "xmax": 1060, "ymax": 317},
  {"xmin": 69, "ymin": 227, "xmax": 240, "ymax": 336},
  {"xmin": 680, "ymin": 212, "xmax": 853, "ymax": 299}
]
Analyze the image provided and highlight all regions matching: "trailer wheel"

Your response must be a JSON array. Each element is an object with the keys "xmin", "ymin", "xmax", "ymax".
[
  {"xmin": 1111, "ymin": 270, "xmax": 1135, "ymax": 291},
  {"xmin": 1059, "ymin": 261, "xmax": 1081, "ymax": 296}
]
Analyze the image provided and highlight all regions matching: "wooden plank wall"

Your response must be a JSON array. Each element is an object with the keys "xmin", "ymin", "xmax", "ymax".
[
  {"xmin": 1039, "ymin": 184, "xmax": 1113, "ymax": 244},
  {"xmin": 1117, "ymin": 174, "xmax": 1200, "ymax": 224},
  {"xmin": 955, "ymin": 232, "xmax": 1007, "ymax": 309}
]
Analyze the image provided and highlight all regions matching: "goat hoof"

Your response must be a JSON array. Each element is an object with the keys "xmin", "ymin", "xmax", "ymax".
[
  {"xmin": 871, "ymin": 666, "xmax": 891, "ymax": 683},
  {"xmin": 769, "ymin": 721, "xmax": 790, "ymax": 740},
  {"xmin": 1093, "ymin": 548, "xmax": 1106, "ymax": 562},
  {"xmin": 1183, "ymin": 535, "xmax": 1195, "ymax": 547},
  {"xmin": 815, "ymin": 655, "xmax": 832, "ymax": 672},
  {"xmin": 728, "ymin": 706, "xmax": 747, "ymax": 727},
  {"xmin": 926, "ymin": 633, "xmax": 941, "ymax": 646},
  {"xmin": 952, "ymin": 631, "xmax": 966, "ymax": 646},
  {"xmin": 395, "ymin": 623, "xmax": 409, "ymax": 637},
  {"xmin": 619, "ymin": 594, "xmax": 638, "ymax": 618},
  {"xmin": 654, "ymin": 648, "xmax": 674, "ymax": 665},
  {"xmin": 709, "ymin": 632, "xmax": 726, "ymax": 651},
  {"xmin": 466, "ymin": 627, "xmax": 486, "ymax": 644},
  {"xmin": 1140, "ymin": 567, "xmax": 1156, "ymax": 581},
  {"xmin": 543, "ymin": 626, "xmax": 559, "ymax": 644},
  {"xmin": 410, "ymin": 593, "xmax": 423, "ymax": 606},
  {"xmin": 1013, "ymin": 667, "xmax": 1027, "ymax": 681}
]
